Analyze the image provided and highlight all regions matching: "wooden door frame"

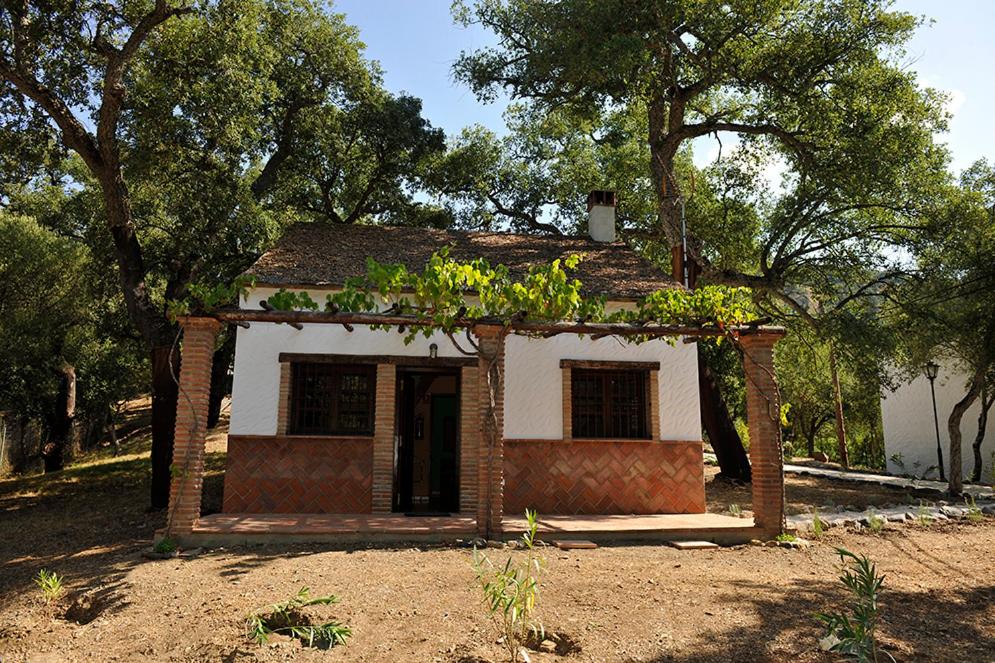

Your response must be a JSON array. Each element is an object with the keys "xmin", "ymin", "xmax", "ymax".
[{"xmin": 392, "ymin": 367, "xmax": 462, "ymax": 513}]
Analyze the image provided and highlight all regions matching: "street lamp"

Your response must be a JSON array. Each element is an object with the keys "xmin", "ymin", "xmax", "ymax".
[{"xmin": 924, "ymin": 361, "xmax": 945, "ymax": 481}]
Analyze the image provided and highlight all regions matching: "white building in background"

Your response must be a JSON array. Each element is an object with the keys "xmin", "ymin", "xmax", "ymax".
[{"xmin": 881, "ymin": 362, "xmax": 995, "ymax": 481}]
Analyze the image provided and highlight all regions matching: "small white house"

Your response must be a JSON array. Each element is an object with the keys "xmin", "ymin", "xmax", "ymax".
[
  {"xmin": 882, "ymin": 362, "xmax": 994, "ymax": 481},
  {"xmin": 223, "ymin": 193, "xmax": 709, "ymax": 521}
]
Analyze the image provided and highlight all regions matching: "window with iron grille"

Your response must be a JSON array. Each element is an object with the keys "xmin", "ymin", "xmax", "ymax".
[
  {"xmin": 289, "ymin": 363, "xmax": 376, "ymax": 435},
  {"xmin": 571, "ymin": 368, "xmax": 650, "ymax": 439}
]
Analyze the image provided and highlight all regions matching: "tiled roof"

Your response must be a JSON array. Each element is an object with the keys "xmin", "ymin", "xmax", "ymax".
[{"xmin": 244, "ymin": 223, "xmax": 680, "ymax": 300}]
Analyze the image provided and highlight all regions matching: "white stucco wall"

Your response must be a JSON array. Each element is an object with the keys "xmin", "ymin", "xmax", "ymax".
[
  {"xmin": 881, "ymin": 364, "xmax": 995, "ymax": 479},
  {"xmin": 229, "ymin": 287, "xmax": 702, "ymax": 440}
]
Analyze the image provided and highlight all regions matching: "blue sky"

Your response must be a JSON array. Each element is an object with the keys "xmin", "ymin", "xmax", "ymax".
[{"xmin": 336, "ymin": 0, "xmax": 994, "ymax": 177}]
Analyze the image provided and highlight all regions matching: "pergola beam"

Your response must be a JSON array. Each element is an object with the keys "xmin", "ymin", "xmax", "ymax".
[{"xmin": 209, "ymin": 307, "xmax": 785, "ymax": 340}]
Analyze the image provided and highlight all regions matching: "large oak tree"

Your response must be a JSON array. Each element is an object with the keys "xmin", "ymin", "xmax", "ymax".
[
  {"xmin": 452, "ymin": 0, "xmax": 949, "ymax": 476},
  {"xmin": 0, "ymin": 0, "xmax": 445, "ymax": 506}
]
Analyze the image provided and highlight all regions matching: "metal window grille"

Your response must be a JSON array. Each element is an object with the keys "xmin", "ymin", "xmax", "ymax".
[
  {"xmin": 289, "ymin": 363, "xmax": 376, "ymax": 435},
  {"xmin": 571, "ymin": 368, "xmax": 649, "ymax": 439}
]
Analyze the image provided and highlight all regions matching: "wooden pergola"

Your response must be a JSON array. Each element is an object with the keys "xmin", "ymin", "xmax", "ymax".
[{"xmin": 164, "ymin": 309, "xmax": 786, "ymax": 544}]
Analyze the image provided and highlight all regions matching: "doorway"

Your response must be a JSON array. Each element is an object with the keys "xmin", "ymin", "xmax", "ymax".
[{"xmin": 394, "ymin": 369, "xmax": 461, "ymax": 514}]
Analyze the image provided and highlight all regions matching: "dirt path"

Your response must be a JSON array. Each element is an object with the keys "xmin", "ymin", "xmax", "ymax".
[{"xmin": 2, "ymin": 416, "xmax": 992, "ymax": 662}]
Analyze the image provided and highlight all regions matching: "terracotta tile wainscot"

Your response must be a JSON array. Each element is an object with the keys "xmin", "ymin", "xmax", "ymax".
[
  {"xmin": 503, "ymin": 438, "xmax": 706, "ymax": 515},
  {"xmin": 223, "ymin": 435, "xmax": 374, "ymax": 514}
]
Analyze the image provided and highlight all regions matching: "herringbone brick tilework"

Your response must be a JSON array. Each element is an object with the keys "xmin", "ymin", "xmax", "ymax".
[
  {"xmin": 504, "ymin": 440, "xmax": 705, "ymax": 515},
  {"xmin": 223, "ymin": 435, "xmax": 372, "ymax": 513}
]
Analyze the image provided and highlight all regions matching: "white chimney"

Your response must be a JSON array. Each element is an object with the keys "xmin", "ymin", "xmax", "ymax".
[{"xmin": 587, "ymin": 190, "xmax": 617, "ymax": 242}]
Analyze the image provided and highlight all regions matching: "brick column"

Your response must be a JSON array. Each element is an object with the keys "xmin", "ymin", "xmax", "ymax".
[
  {"xmin": 276, "ymin": 362, "xmax": 291, "ymax": 434},
  {"xmin": 459, "ymin": 366, "xmax": 480, "ymax": 515},
  {"xmin": 648, "ymin": 370, "xmax": 661, "ymax": 440},
  {"xmin": 740, "ymin": 331, "xmax": 786, "ymax": 538},
  {"xmin": 561, "ymin": 367, "xmax": 572, "ymax": 440},
  {"xmin": 371, "ymin": 364, "xmax": 397, "ymax": 513},
  {"xmin": 474, "ymin": 325, "xmax": 506, "ymax": 538},
  {"xmin": 166, "ymin": 317, "xmax": 222, "ymax": 536}
]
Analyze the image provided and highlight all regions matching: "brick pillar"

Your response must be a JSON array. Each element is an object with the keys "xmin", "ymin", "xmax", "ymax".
[
  {"xmin": 561, "ymin": 367, "xmax": 572, "ymax": 440},
  {"xmin": 166, "ymin": 317, "xmax": 222, "ymax": 535},
  {"xmin": 459, "ymin": 365, "xmax": 479, "ymax": 515},
  {"xmin": 474, "ymin": 325, "xmax": 506, "ymax": 538},
  {"xmin": 276, "ymin": 362, "xmax": 291, "ymax": 434},
  {"xmin": 371, "ymin": 364, "xmax": 397, "ymax": 513},
  {"xmin": 740, "ymin": 331, "xmax": 786, "ymax": 538}
]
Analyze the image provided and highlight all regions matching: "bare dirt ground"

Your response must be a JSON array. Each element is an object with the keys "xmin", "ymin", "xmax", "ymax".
[{"xmin": 2, "ymin": 411, "xmax": 993, "ymax": 662}]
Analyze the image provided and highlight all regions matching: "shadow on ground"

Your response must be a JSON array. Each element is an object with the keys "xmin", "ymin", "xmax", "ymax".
[{"xmin": 644, "ymin": 576, "xmax": 995, "ymax": 663}]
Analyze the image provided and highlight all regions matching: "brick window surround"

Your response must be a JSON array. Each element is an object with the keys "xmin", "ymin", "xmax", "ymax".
[{"xmin": 560, "ymin": 359, "xmax": 661, "ymax": 441}]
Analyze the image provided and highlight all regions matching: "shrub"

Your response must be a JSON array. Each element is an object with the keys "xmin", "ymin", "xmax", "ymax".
[
  {"xmin": 775, "ymin": 533, "xmax": 797, "ymax": 543},
  {"xmin": 816, "ymin": 548, "xmax": 893, "ymax": 662},
  {"xmin": 153, "ymin": 538, "xmax": 177, "ymax": 554},
  {"xmin": 246, "ymin": 587, "xmax": 351, "ymax": 648},
  {"xmin": 472, "ymin": 509, "xmax": 545, "ymax": 663},
  {"xmin": 915, "ymin": 501, "xmax": 934, "ymax": 527},
  {"xmin": 964, "ymin": 496, "xmax": 983, "ymax": 523},
  {"xmin": 35, "ymin": 569, "xmax": 65, "ymax": 604},
  {"xmin": 728, "ymin": 504, "xmax": 743, "ymax": 518},
  {"xmin": 866, "ymin": 509, "xmax": 885, "ymax": 534},
  {"xmin": 811, "ymin": 509, "xmax": 825, "ymax": 538}
]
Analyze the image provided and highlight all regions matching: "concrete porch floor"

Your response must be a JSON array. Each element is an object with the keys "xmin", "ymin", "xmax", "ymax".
[
  {"xmin": 505, "ymin": 512, "xmax": 758, "ymax": 545},
  {"xmin": 180, "ymin": 512, "xmax": 758, "ymax": 546}
]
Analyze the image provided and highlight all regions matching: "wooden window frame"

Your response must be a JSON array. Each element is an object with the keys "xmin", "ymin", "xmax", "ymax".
[
  {"xmin": 560, "ymin": 360, "xmax": 660, "ymax": 441},
  {"xmin": 286, "ymin": 362, "xmax": 377, "ymax": 437}
]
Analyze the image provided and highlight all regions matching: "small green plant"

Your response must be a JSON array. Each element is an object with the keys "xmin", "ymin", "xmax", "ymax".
[
  {"xmin": 246, "ymin": 587, "xmax": 351, "ymax": 648},
  {"xmin": 728, "ymin": 504, "xmax": 743, "ymax": 518},
  {"xmin": 34, "ymin": 569, "xmax": 64, "ymax": 604},
  {"xmin": 915, "ymin": 501, "xmax": 934, "ymax": 526},
  {"xmin": 153, "ymin": 538, "xmax": 177, "ymax": 554},
  {"xmin": 866, "ymin": 509, "xmax": 885, "ymax": 534},
  {"xmin": 816, "ymin": 548, "xmax": 893, "ymax": 662},
  {"xmin": 964, "ymin": 496, "xmax": 984, "ymax": 523},
  {"xmin": 811, "ymin": 509, "xmax": 825, "ymax": 538},
  {"xmin": 775, "ymin": 533, "xmax": 797, "ymax": 543},
  {"xmin": 473, "ymin": 509, "xmax": 545, "ymax": 663}
]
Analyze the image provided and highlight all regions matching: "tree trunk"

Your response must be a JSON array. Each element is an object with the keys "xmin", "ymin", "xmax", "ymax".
[
  {"xmin": 207, "ymin": 330, "xmax": 234, "ymax": 429},
  {"xmin": 947, "ymin": 367, "xmax": 986, "ymax": 496},
  {"xmin": 42, "ymin": 361, "xmax": 76, "ymax": 472},
  {"xmin": 150, "ymin": 345, "xmax": 180, "ymax": 510},
  {"xmin": 108, "ymin": 404, "xmax": 120, "ymax": 456},
  {"xmin": 698, "ymin": 353, "xmax": 751, "ymax": 481},
  {"xmin": 828, "ymin": 345, "xmax": 849, "ymax": 468},
  {"xmin": 805, "ymin": 423, "xmax": 816, "ymax": 457},
  {"xmin": 970, "ymin": 384, "xmax": 994, "ymax": 482}
]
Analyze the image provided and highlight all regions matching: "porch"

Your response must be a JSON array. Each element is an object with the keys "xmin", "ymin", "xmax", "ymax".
[
  {"xmin": 163, "ymin": 314, "xmax": 786, "ymax": 547},
  {"xmin": 186, "ymin": 511, "xmax": 754, "ymax": 546}
]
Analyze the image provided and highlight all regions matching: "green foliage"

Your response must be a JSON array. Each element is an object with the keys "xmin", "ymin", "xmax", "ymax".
[
  {"xmin": 262, "ymin": 289, "xmax": 320, "ymax": 313},
  {"xmin": 811, "ymin": 509, "xmax": 825, "ymax": 539},
  {"xmin": 963, "ymin": 496, "xmax": 983, "ymax": 523},
  {"xmin": 0, "ymin": 212, "xmax": 145, "ymax": 430},
  {"xmin": 34, "ymin": 569, "xmax": 64, "ymax": 604},
  {"xmin": 884, "ymin": 160, "xmax": 995, "ymax": 490},
  {"xmin": 166, "ymin": 276, "xmax": 257, "ymax": 320},
  {"xmin": 246, "ymin": 587, "xmax": 351, "ymax": 648},
  {"xmin": 728, "ymin": 504, "xmax": 743, "ymax": 518},
  {"xmin": 774, "ymin": 533, "xmax": 797, "ymax": 543},
  {"xmin": 915, "ymin": 502, "xmax": 934, "ymax": 527},
  {"xmin": 865, "ymin": 509, "xmax": 885, "ymax": 534},
  {"xmin": 816, "ymin": 549, "xmax": 893, "ymax": 663},
  {"xmin": 472, "ymin": 510, "xmax": 545, "ymax": 663},
  {"xmin": 777, "ymin": 328, "xmax": 886, "ymax": 470},
  {"xmin": 153, "ymin": 538, "xmax": 177, "ymax": 555},
  {"xmin": 453, "ymin": 0, "xmax": 949, "ymax": 302},
  {"xmin": 264, "ymin": 249, "xmax": 753, "ymax": 347}
]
